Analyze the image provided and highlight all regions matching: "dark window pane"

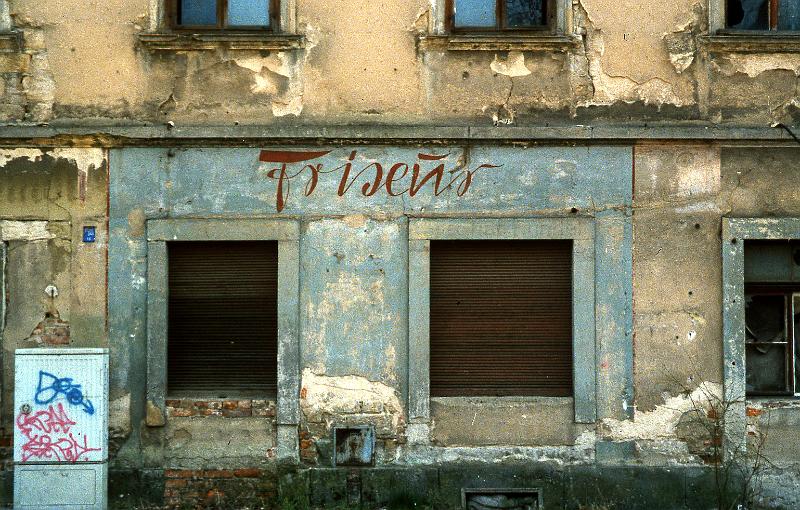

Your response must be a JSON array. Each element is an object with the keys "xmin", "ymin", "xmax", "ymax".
[
  {"xmin": 454, "ymin": 0, "xmax": 497, "ymax": 27},
  {"xmin": 506, "ymin": 0, "xmax": 545, "ymax": 27},
  {"xmin": 179, "ymin": 0, "xmax": 218, "ymax": 25},
  {"xmin": 795, "ymin": 294, "xmax": 800, "ymax": 393},
  {"xmin": 745, "ymin": 294, "xmax": 789, "ymax": 394},
  {"xmin": 746, "ymin": 344, "xmax": 788, "ymax": 393},
  {"xmin": 745, "ymin": 294, "xmax": 786, "ymax": 343},
  {"xmin": 779, "ymin": 0, "xmax": 800, "ymax": 29},
  {"xmin": 229, "ymin": 0, "xmax": 270, "ymax": 26},
  {"xmin": 727, "ymin": 0, "xmax": 769, "ymax": 29}
]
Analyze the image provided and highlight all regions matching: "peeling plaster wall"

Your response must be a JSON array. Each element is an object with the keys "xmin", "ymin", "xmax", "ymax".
[
  {"xmin": 0, "ymin": 148, "xmax": 108, "ymax": 449},
  {"xmin": 1, "ymin": 0, "xmax": 798, "ymax": 124},
  {"xmin": 630, "ymin": 145, "xmax": 800, "ymax": 503},
  {"xmin": 107, "ymin": 146, "xmax": 632, "ymax": 473}
]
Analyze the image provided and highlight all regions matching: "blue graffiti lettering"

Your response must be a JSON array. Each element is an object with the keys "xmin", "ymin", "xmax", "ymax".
[{"xmin": 34, "ymin": 371, "xmax": 95, "ymax": 415}]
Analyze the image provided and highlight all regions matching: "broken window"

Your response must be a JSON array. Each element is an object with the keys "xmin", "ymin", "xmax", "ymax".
[
  {"xmin": 450, "ymin": 0, "xmax": 549, "ymax": 31},
  {"xmin": 429, "ymin": 240, "xmax": 573, "ymax": 397},
  {"xmin": 172, "ymin": 0, "xmax": 276, "ymax": 29},
  {"xmin": 726, "ymin": 0, "xmax": 800, "ymax": 30},
  {"xmin": 167, "ymin": 241, "xmax": 278, "ymax": 398},
  {"xmin": 744, "ymin": 240, "xmax": 800, "ymax": 396}
]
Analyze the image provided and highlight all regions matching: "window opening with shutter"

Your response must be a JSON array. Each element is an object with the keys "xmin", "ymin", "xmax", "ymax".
[
  {"xmin": 430, "ymin": 239, "xmax": 573, "ymax": 397},
  {"xmin": 167, "ymin": 241, "xmax": 278, "ymax": 398}
]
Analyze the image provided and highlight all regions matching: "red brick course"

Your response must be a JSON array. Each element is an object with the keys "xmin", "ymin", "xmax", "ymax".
[{"xmin": 165, "ymin": 399, "xmax": 276, "ymax": 419}]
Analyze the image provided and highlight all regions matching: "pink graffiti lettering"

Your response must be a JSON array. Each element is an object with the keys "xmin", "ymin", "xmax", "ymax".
[{"xmin": 16, "ymin": 403, "xmax": 100, "ymax": 463}]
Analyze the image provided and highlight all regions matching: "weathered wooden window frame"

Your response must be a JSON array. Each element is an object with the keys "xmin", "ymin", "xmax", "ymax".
[
  {"xmin": 147, "ymin": 0, "xmax": 296, "ymax": 33},
  {"xmin": 445, "ymin": 0, "xmax": 555, "ymax": 33},
  {"xmin": 431, "ymin": 0, "xmax": 569, "ymax": 35},
  {"xmin": 710, "ymin": 0, "xmax": 800, "ymax": 32},
  {"xmin": 407, "ymin": 217, "xmax": 597, "ymax": 433},
  {"xmin": 145, "ymin": 218, "xmax": 300, "ymax": 461},
  {"xmin": 722, "ymin": 217, "xmax": 800, "ymax": 458},
  {"xmin": 166, "ymin": 0, "xmax": 280, "ymax": 30}
]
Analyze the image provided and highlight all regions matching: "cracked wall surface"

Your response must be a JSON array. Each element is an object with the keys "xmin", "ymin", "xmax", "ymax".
[
  {"xmin": 0, "ymin": 0, "xmax": 797, "ymax": 125},
  {"xmin": 0, "ymin": 148, "xmax": 108, "ymax": 449}
]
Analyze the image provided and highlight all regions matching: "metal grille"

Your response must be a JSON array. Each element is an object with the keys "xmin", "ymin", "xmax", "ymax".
[
  {"xmin": 430, "ymin": 240, "xmax": 573, "ymax": 397},
  {"xmin": 168, "ymin": 241, "xmax": 278, "ymax": 397}
]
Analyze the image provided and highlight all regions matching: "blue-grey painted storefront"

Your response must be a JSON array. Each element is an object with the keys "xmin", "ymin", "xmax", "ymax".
[{"xmin": 108, "ymin": 146, "xmax": 633, "ymax": 460}]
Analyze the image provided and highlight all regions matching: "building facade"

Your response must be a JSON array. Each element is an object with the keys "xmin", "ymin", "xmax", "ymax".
[{"xmin": 1, "ymin": 0, "xmax": 800, "ymax": 508}]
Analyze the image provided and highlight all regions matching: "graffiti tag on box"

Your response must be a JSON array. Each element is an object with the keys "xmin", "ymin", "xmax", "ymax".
[
  {"xmin": 259, "ymin": 150, "xmax": 502, "ymax": 212},
  {"xmin": 16, "ymin": 371, "xmax": 100, "ymax": 463}
]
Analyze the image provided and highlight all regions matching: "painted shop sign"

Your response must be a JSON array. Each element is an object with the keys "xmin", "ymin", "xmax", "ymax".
[{"xmin": 259, "ymin": 149, "xmax": 502, "ymax": 212}]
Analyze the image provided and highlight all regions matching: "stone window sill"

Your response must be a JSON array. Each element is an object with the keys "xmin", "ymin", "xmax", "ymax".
[
  {"xmin": 137, "ymin": 32, "xmax": 305, "ymax": 51},
  {"xmin": 417, "ymin": 33, "xmax": 580, "ymax": 52},
  {"xmin": 701, "ymin": 33, "xmax": 800, "ymax": 53}
]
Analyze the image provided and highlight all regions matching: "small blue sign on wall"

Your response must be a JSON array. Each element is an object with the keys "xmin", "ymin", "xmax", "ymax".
[{"xmin": 82, "ymin": 226, "xmax": 96, "ymax": 243}]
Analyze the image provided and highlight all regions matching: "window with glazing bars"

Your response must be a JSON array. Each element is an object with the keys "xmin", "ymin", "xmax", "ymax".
[
  {"xmin": 744, "ymin": 240, "xmax": 800, "ymax": 396},
  {"xmin": 170, "ymin": 0, "xmax": 278, "ymax": 29},
  {"xmin": 726, "ymin": 0, "xmax": 800, "ymax": 30},
  {"xmin": 447, "ymin": 0, "xmax": 551, "ymax": 31}
]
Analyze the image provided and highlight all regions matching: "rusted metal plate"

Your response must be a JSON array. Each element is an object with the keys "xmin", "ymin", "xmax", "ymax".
[
  {"xmin": 430, "ymin": 240, "xmax": 573, "ymax": 397},
  {"xmin": 168, "ymin": 241, "xmax": 278, "ymax": 397}
]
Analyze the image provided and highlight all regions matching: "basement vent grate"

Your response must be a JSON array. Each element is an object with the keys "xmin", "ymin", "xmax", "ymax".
[
  {"xmin": 333, "ymin": 426, "xmax": 375, "ymax": 467},
  {"xmin": 462, "ymin": 488, "xmax": 542, "ymax": 510}
]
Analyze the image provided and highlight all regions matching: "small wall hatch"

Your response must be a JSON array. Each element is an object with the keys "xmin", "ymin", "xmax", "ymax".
[
  {"xmin": 462, "ymin": 489, "xmax": 542, "ymax": 510},
  {"xmin": 333, "ymin": 426, "xmax": 375, "ymax": 467}
]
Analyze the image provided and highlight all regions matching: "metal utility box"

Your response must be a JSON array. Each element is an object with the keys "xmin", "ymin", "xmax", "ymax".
[{"xmin": 14, "ymin": 348, "xmax": 109, "ymax": 510}]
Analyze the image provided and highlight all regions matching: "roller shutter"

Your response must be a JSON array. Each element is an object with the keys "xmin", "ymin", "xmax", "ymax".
[
  {"xmin": 430, "ymin": 239, "xmax": 573, "ymax": 397},
  {"xmin": 167, "ymin": 241, "xmax": 278, "ymax": 397}
]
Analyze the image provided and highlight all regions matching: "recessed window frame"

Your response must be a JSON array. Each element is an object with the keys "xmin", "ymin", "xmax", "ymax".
[
  {"xmin": 743, "ymin": 284, "xmax": 799, "ymax": 397},
  {"xmin": 145, "ymin": 218, "xmax": 300, "ymax": 458},
  {"xmin": 445, "ymin": 0, "xmax": 555, "ymax": 33},
  {"xmin": 431, "ymin": 0, "xmax": 569, "ymax": 36},
  {"xmin": 167, "ymin": 0, "xmax": 280, "ymax": 31},
  {"xmin": 722, "ymin": 217, "xmax": 800, "ymax": 458},
  {"xmin": 710, "ymin": 0, "xmax": 800, "ymax": 33},
  {"xmin": 408, "ymin": 217, "xmax": 598, "ymax": 427}
]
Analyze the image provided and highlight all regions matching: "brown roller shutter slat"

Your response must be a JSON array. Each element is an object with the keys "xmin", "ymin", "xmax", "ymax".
[
  {"xmin": 430, "ymin": 240, "xmax": 573, "ymax": 397},
  {"xmin": 168, "ymin": 241, "xmax": 278, "ymax": 398}
]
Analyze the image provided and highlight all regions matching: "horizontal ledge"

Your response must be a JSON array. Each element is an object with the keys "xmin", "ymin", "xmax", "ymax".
[
  {"xmin": 137, "ymin": 32, "xmax": 305, "ymax": 51},
  {"xmin": 418, "ymin": 34, "xmax": 580, "ymax": 52},
  {"xmin": 0, "ymin": 124, "xmax": 798, "ymax": 145},
  {"xmin": 700, "ymin": 34, "xmax": 800, "ymax": 53}
]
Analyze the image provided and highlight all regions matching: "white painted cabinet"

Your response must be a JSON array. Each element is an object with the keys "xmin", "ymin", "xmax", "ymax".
[{"xmin": 14, "ymin": 348, "xmax": 109, "ymax": 510}]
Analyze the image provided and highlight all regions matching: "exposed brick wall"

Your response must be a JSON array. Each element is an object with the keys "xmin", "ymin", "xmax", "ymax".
[
  {"xmin": 163, "ymin": 468, "xmax": 276, "ymax": 509},
  {"xmin": 165, "ymin": 399, "xmax": 276, "ymax": 418},
  {"xmin": 26, "ymin": 311, "xmax": 70, "ymax": 346}
]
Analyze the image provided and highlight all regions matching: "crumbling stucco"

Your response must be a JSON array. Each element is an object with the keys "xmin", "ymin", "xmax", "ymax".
[
  {"xmin": 601, "ymin": 383, "xmax": 722, "ymax": 441},
  {"xmin": 301, "ymin": 369, "xmax": 404, "ymax": 436}
]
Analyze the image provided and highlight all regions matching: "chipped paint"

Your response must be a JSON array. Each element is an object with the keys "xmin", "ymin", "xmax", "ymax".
[
  {"xmin": 602, "ymin": 383, "xmax": 722, "ymax": 441},
  {"xmin": 301, "ymin": 368, "xmax": 405, "ymax": 434},
  {"xmin": 0, "ymin": 221, "xmax": 54, "ymax": 241},
  {"xmin": 490, "ymin": 52, "xmax": 532, "ymax": 78}
]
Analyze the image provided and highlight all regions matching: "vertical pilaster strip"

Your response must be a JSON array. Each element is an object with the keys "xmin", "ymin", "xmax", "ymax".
[
  {"xmin": 277, "ymin": 239, "xmax": 300, "ymax": 461},
  {"xmin": 722, "ymin": 219, "xmax": 746, "ymax": 459},
  {"xmin": 146, "ymin": 241, "xmax": 168, "ymax": 421},
  {"xmin": 573, "ymin": 231, "xmax": 596, "ymax": 423},
  {"xmin": 408, "ymin": 239, "xmax": 431, "ymax": 424}
]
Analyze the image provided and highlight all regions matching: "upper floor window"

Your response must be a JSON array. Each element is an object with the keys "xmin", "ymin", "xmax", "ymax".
[
  {"xmin": 448, "ymin": 0, "xmax": 552, "ymax": 32},
  {"xmin": 726, "ymin": 0, "xmax": 800, "ymax": 30},
  {"xmin": 171, "ymin": 0, "xmax": 278, "ymax": 29}
]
